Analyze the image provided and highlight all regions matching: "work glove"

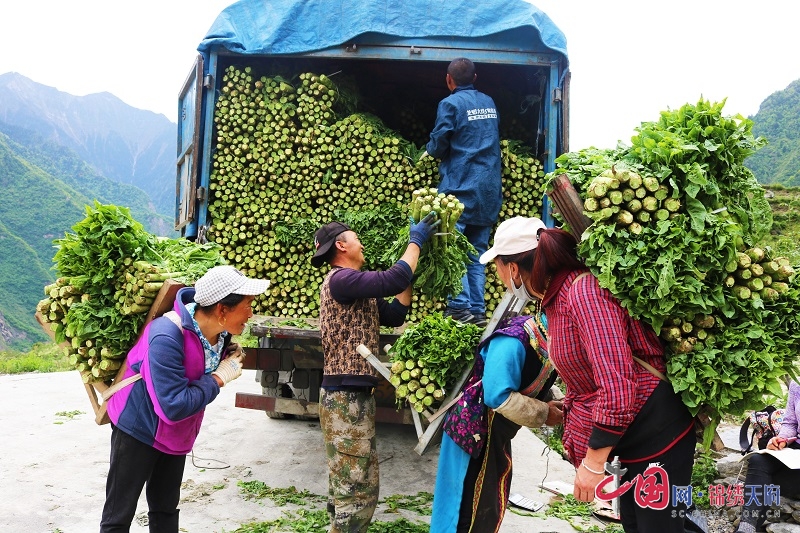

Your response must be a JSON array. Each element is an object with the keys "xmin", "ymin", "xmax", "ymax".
[
  {"xmin": 493, "ymin": 391, "xmax": 553, "ymax": 427},
  {"xmin": 409, "ymin": 212, "xmax": 440, "ymax": 248},
  {"xmin": 212, "ymin": 350, "xmax": 244, "ymax": 386}
]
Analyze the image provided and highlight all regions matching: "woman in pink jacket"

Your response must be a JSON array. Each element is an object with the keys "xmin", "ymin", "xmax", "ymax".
[{"xmin": 101, "ymin": 265, "xmax": 269, "ymax": 533}]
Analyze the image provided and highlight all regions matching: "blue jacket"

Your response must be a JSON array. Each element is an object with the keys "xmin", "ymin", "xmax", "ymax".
[
  {"xmin": 426, "ymin": 85, "xmax": 502, "ymax": 226},
  {"xmin": 106, "ymin": 287, "xmax": 224, "ymax": 455}
]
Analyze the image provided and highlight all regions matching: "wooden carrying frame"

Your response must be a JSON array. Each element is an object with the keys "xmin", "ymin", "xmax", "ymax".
[
  {"xmin": 36, "ymin": 279, "xmax": 185, "ymax": 425},
  {"xmin": 546, "ymin": 174, "xmax": 593, "ymax": 238}
]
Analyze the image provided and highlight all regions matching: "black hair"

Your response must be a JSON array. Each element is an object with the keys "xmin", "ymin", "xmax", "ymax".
[
  {"xmin": 447, "ymin": 58, "xmax": 476, "ymax": 87},
  {"xmin": 497, "ymin": 248, "xmax": 536, "ymax": 273}
]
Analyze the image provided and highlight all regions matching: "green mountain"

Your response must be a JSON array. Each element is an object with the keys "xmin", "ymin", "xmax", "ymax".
[
  {"xmin": 0, "ymin": 123, "xmax": 173, "ymax": 236},
  {"xmin": 0, "ymin": 73, "xmax": 181, "ymax": 351},
  {"xmin": 0, "ymin": 135, "xmax": 93, "ymax": 348},
  {"xmin": 0, "ymin": 72, "xmax": 177, "ymax": 215},
  {"xmin": 746, "ymin": 78, "xmax": 800, "ymax": 186}
]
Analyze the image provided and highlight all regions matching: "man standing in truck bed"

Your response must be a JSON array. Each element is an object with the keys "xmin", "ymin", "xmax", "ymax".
[
  {"xmin": 310, "ymin": 215, "xmax": 437, "ymax": 533},
  {"xmin": 426, "ymin": 57, "xmax": 502, "ymax": 328}
]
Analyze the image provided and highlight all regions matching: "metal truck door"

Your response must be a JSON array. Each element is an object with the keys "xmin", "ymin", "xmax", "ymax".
[{"xmin": 175, "ymin": 55, "xmax": 203, "ymax": 232}]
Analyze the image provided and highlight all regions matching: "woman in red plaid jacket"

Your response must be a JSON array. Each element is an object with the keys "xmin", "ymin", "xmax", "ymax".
[{"xmin": 526, "ymin": 226, "xmax": 695, "ymax": 533}]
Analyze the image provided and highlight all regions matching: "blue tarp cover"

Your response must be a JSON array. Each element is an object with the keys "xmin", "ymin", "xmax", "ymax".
[{"xmin": 198, "ymin": 0, "xmax": 568, "ymax": 62}]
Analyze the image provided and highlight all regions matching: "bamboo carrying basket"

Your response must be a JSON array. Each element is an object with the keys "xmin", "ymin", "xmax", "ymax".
[{"xmin": 35, "ymin": 279, "xmax": 185, "ymax": 425}]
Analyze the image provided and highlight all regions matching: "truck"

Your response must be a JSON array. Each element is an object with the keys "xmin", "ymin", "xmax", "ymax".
[{"xmin": 174, "ymin": 0, "xmax": 570, "ymax": 426}]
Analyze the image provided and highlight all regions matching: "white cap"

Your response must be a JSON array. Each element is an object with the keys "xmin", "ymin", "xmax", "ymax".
[
  {"xmin": 194, "ymin": 265, "xmax": 270, "ymax": 307},
  {"xmin": 479, "ymin": 217, "xmax": 547, "ymax": 264}
]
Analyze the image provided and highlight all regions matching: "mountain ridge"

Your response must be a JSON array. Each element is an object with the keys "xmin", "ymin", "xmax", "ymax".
[{"xmin": 0, "ymin": 72, "xmax": 177, "ymax": 214}]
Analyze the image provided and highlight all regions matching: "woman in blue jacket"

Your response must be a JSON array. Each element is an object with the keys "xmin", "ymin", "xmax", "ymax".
[
  {"xmin": 430, "ymin": 217, "xmax": 562, "ymax": 533},
  {"xmin": 100, "ymin": 265, "xmax": 269, "ymax": 533}
]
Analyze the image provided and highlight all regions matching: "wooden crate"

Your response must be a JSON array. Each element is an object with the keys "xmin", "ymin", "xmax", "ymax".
[{"xmin": 36, "ymin": 279, "xmax": 185, "ymax": 425}]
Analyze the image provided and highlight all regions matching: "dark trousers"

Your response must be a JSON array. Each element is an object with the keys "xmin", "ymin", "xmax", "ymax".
[
  {"xmin": 619, "ymin": 426, "xmax": 696, "ymax": 533},
  {"xmin": 739, "ymin": 449, "xmax": 800, "ymax": 529},
  {"xmin": 456, "ymin": 411, "xmax": 520, "ymax": 533},
  {"xmin": 100, "ymin": 425, "xmax": 185, "ymax": 533}
]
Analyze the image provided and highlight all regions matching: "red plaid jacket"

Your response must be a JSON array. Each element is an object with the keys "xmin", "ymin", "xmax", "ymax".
[{"xmin": 544, "ymin": 270, "xmax": 664, "ymax": 466}]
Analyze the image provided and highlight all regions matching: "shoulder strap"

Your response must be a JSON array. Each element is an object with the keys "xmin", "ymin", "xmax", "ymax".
[
  {"xmin": 632, "ymin": 356, "xmax": 668, "ymax": 382},
  {"xmin": 162, "ymin": 311, "xmax": 183, "ymax": 330},
  {"xmin": 101, "ymin": 373, "xmax": 142, "ymax": 401},
  {"xmin": 739, "ymin": 417, "xmax": 753, "ymax": 454},
  {"xmin": 101, "ymin": 311, "xmax": 183, "ymax": 402},
  {"xmin": 572, "ymin": 271, "xmax": 591, "ymax": 285}
]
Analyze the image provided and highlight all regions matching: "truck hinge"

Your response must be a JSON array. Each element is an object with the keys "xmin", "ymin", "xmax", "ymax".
[
  {"xmin": 346, "ymin": 43, "xmax": 358, "ymax": 53},
  {"xmin": 553, "ymin": 86, "xmax": 563, "ymax": 103},
  {"xmin": 409, "ymin": 46, "xmax": 422, "ymax": 55},
  {"xmin": 203, "ymin": 74, "xmax": 214, "ymax": 89},
  {"xmin": 196, "ymin": 186, "xmax": 207, "ymax": 202}
]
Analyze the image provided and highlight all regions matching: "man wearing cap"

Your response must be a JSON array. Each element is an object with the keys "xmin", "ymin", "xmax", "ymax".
[
  {"xmin": 425, "ymin": 57, "xmax": 501, "ymax": 327},
  {"xmin": 430, "ymin": 216, "xmax": 562, "ymax": 533},
  {"xmin": 311, "ymin": 215, "xmax": 438, "ymax": 533},
  {"xmin": 101, "ymin": 265, "xmax": 270, "ymax": 533}
]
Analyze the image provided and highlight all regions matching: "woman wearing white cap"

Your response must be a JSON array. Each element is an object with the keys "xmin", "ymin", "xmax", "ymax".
[
  {"xmin": 430, "ymin": 217, "xmax": 563, "ymax": 533},
  {"xmin": 483, "ymin": 218, "xmax": 694, "ymax": 533},
  {"xmin": 100, "ymin": 265, "xmax": 270, "ymax": 533}
]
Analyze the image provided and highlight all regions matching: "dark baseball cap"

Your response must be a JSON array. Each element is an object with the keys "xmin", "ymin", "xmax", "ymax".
[{"xmin": 310, "ymin": 221, "xmax": 351, "ymax": 267}]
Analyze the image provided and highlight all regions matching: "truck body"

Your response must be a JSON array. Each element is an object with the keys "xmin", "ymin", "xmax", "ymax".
[{"xmin": 175, "ymin": 0, "xmax": 570, "ymax": 421}]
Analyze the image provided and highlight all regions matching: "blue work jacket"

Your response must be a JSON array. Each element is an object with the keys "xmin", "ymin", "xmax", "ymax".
[{"xmin": 426, "ymin": 85, "xmax": 502, "ymax": 226}]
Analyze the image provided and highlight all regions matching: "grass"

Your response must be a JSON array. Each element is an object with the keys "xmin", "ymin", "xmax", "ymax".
[
  {"xmin": 0, "ymin": 342, "xmax": 72, "ymax": 374},
  {"xmin": 230, "ymin": 488, "xmax": 432, "ymax": 533},
  {"xmin": 0, "ymin": 329, "xmax": 257, "ymax": 376}
]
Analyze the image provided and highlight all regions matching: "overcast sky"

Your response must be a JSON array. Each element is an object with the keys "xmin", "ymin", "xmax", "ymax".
[{"xmin": 2, "ymin": 1, "xmax": 799, "ymax": 150}]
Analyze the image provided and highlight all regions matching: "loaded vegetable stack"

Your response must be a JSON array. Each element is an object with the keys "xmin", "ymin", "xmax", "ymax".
[
  {"xmin": 37, "ymin": 202, "xmax": 225, "ymax": 383},
  {"xmin": 381, "ymin": 188, "xmax": 475, "ymax": 313},
  {"xmin": 387, "ymin": 313, "xmax": 482, "ymax": 413},
  {"xmin": 204, "ymin": 65, "xmax": 547, "ymax": 321},
  {"xmin": 547, "ymin": 98, "xmax": 800, "ymax": 448}
]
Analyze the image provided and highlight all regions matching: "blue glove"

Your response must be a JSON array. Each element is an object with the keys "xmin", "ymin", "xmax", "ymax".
[{"xmin": 409, "ymin": 212, "xmax": 440, "ymax": 248}]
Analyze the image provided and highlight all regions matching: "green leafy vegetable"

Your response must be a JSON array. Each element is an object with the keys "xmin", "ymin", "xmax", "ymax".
[
  {"xmin": 382, "ymin": 188, "xmax": 476, "ymax": 301},
  {"xmin": 546, "ymin": 98, "xmax": 800, "ymax": 448},
  {"xmin": 39, "ymin": 202, "xmax": 225, "ymax": 382},
  {"xmin": 388, "ymin": 313, "xmax": 481, "ymax": 401}
]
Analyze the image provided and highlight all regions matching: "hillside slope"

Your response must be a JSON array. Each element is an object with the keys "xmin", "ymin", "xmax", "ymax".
[
  {"xmin": 0, "ymin": 72, "xmax": 176, "ymax": 215},
  {"xmin": 0, "ymin": 124, "xmax": 172, "ymax": 236},
  {"xmin": 746, "ymin": 79, "xmax": 800, "ymax": 187},
  {"xmin": 0, "ymin": 222, "xmax": 52, "ymax": 349},
  {"xmin": 763, "ymin": 185, "xmax": 800, "ymax": 264}
]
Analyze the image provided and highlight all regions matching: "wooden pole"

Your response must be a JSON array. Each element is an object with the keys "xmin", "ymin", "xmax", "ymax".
[{"xmin": 547, "ymin": 174, "xmax": 592, "ymax": 238}]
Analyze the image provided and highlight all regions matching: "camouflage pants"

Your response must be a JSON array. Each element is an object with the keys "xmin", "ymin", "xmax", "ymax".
[{"xmin": 319, "ymin": 389, "xmax": 379, "ymax": 533}]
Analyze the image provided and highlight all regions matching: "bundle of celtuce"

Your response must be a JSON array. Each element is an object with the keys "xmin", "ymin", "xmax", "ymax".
[
  {"xmin": 204, "ymin": 66, "xmax": 548, "ymax": 322},
  {"xmin": 546, "ymin": 98, "xmax": 800, "ymax": 449},
  {"xmin": 583, "ymin": 165, "xmax": 681, "ymax": 234},
  {"xmin": 382, "ymin": 188, "xmax": 474, "ymax": 304},
  {"xmin": 389, "ymin": 358, "xmax": 445, "ymax": 413},
  {"xmin": 37, "ymin": 202, "xmax": 225, "ymax": 382},
  {"xmin": 387, "ymin": 313, "xmax": 482, "ymax": 412}
]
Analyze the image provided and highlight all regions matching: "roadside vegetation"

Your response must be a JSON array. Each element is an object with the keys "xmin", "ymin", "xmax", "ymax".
[{"xmin": 0, "ymin": 342, "xmax": 71, "ymax": 374}]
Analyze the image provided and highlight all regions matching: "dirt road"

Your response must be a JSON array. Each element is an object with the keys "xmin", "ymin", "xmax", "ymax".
[{"xmin": 0, "ymin": 370, "xmax": 589, "ymax": 533}]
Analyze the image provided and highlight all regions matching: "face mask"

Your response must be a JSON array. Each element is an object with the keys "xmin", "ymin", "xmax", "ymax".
[{"xmin": 509, "ymin": 272, "xmax": 535, "ymax": 303}]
